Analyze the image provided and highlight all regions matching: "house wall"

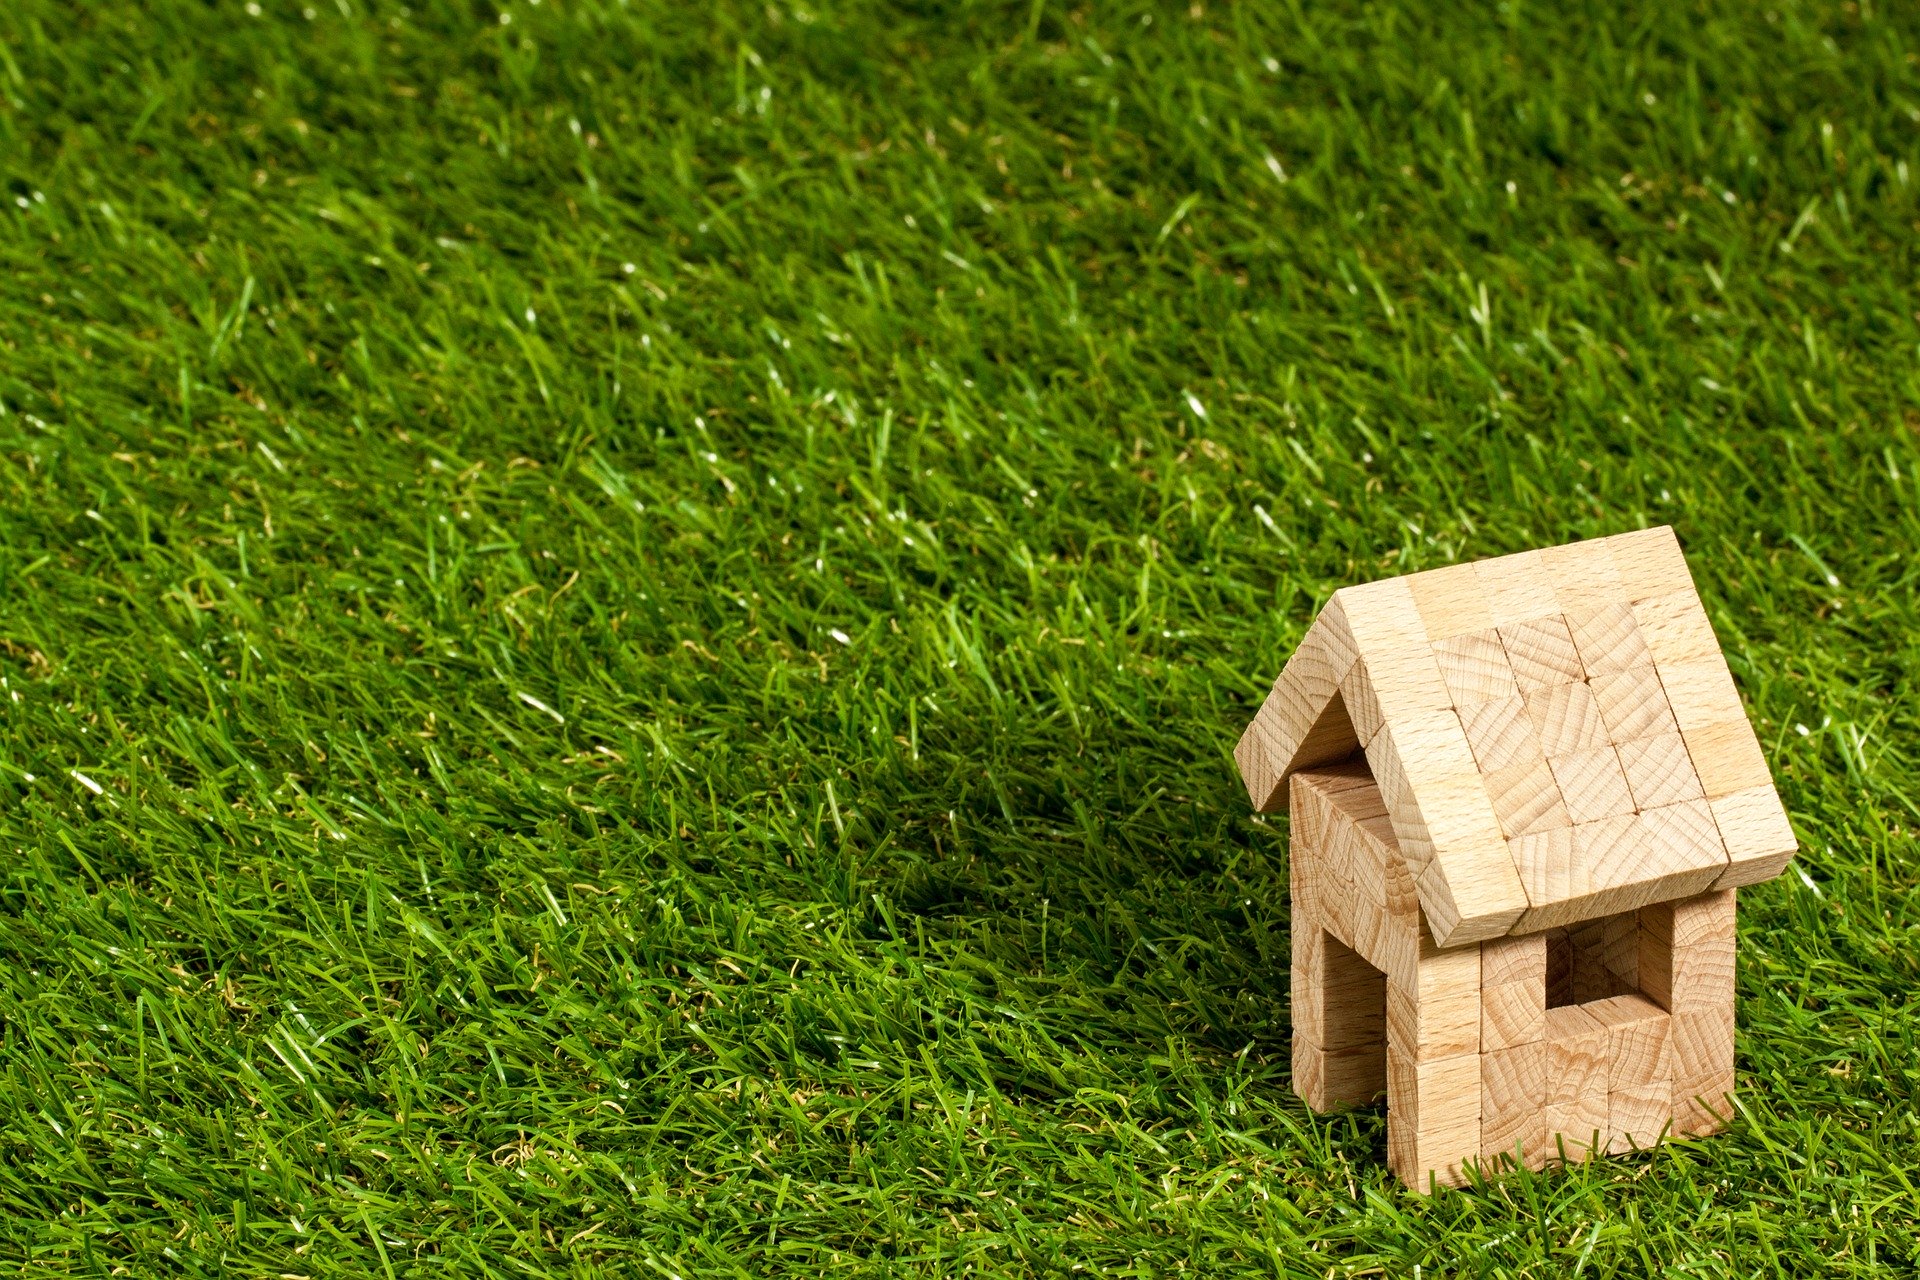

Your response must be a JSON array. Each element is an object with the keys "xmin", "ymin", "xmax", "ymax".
[{"xmin": 1290, "ymin": 767, "xmax": 1740, "ymax": 1190}]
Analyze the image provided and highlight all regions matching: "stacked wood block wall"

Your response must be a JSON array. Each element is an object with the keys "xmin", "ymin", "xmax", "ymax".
[{"xmin": 1292, "ymin": 767, "xmax": 1742, "ymax": 1185}]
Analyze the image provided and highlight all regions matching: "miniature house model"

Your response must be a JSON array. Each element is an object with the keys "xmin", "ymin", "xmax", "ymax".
[{"xmin": 1234, "ymin": 527, "xmax": 1796, "ymax": 1190}]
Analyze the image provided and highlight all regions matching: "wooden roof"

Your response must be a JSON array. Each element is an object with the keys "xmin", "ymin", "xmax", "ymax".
[{"xmin": 1235, "ymin": 528, "xmax": 1796, "ymax": 947}]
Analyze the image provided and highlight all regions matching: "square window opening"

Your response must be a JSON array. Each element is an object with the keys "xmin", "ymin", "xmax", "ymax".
[{"xmin": 1544, "ymin": 910, "xmax": 1658, "ymax": 1010}]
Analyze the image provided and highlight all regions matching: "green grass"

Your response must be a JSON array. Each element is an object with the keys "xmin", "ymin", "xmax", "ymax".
[{"xmin": 0, "ymin": 0, "xmax": 1917, "ymax": 1273}]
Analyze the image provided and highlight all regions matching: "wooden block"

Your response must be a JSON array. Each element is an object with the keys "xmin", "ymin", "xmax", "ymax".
[
  {"xmin": 1622, "ymin": 732, "xmax": 1706, "ymax": 809},
  {"xmin": 1636, "ymin": 799, "xmax": 1726, "ymax": 877},
  {"xmin": 1609, "ymin": 1082, "xmax": 1672, "ymax": 1153},
  {"xmin": 1417, "ymin": 847, "xmax": 1529, "ymax": 949},
  {"xmin": 1482, "ymin": 981, "xmax": 1546, "ymax": 1051},
  {"xmin": 1541, "ymin": 536, "xmax": 1627, "ymax": 617},
  {"xmin": 1388, "ymin": 1047, "xmax": 1482, "ymax": 1191},
  {"xmin": 1293, "ymin": 1034, "xmax": 1388, "ymax": 1110},
  {"xmin": 1565, "ymin": 602, "xmax": 1652, "ymax": 678},
  {"xmin": 1339, "ymin": 658, "xmax": 1383, "ymax": 748},
  {"xmin": 1408, "ymin": 562, "xmax": 1497, "ymax": 642},
  {"xmin": 1601, "ymin": 911, "xmax": 1641, "ymax": 990},
  {"xmin": 1671, "ymin": 1006, "xmax": 1735, "ymax": 1097},
  {"xmin": 1589, "ymin": 666, "xmax": 1679, "ymax": 743},
  {"xmin": 1499, "ymin": 615, "xmax": 1585, "ymax": 691},
  {"xmin": 1631, "ymin": 590, "xmax": 1721, "ymax": 667},
  {"xmin": 1431, "ymin": 629, "xmax": 1520, "ymax": 706},
  {"xmin": 1544, "ymin": 1005, "xmax": 1609, "ymax": 1159},
  {"xmin": 1480, "ymin": 1043, "xmax": 1549, "ymax": 1168},
  {"xmin": 1335, "ymin": 579, "xmax": 1452, "ymax": 722},
  {"xmin": 1474, "ymin": 549, "xmax": 1561, "ymax": 630},
  {"xmin": 1484, "ymin": 757, "xmax": 1570, "ymax": 839},
  {"xmin": 1389, "ymin": 982, "xmax": 1480, "ymax": 1063},
  {"xmin": 1313, "ymin": 595, "xmax": 1361, "ymax": 677},
  {"xmin": 1681, "ymin": 720, "xmax": 1772, "ymax": 801},
  {"xmin": 1376, "ymin": 706, "xmax": 1483, "ymax": 781},
  {"xmin": 1298, "ymin": 758, "xmax": 1377, "ymax": 796},
  {"xmin": 1655, "ymin": 660, "xmax": 1746, "ymax": 734},
  {"xmin": 1482, "ymin": 933, "xmax": 1547, "ymax": 988},
  {"xmin": 1583, "ymin": 993, "xmax": 1672, "ymax": 1089},
  {"xmin": 1389, "ymin": 941, "xmax": 1481, "ymax": 1061},
  {"xmin": 1508, "ymin": 826, "xmax": 1575, "ymax": 917},
  {"xmin": 1550, "ymin": 746, "xmax": 1636, "ymax": 825},
  {"xmin": 1457, "ymin": 696, "xmax": 1538, "ymax": 772},
  {"xmin": 1671, "ymin": 1068, "xmax": 1736, "ymax": 1137},
  {"xmin": 1658, "ymin": 888, "xmax": 1738, "ymax": 1014},
  {"xmin": 1524, "ymin": 681, "xmax": 1609, "ymax": 756},
  {"xmin": 1608, "ymin": 526, "xmax": 1695, "ymax": 602},
  {"xmin": 1711, "ymin": 788, "xmax": 1797, "ymax": 888},
  {"xmin": 1572, "ymin": 813, "xmax": 1665, "ymax": 900},
  {"xmin": 1294, "ymin": 931, "xmax": 1387, "ymax": 1052}
]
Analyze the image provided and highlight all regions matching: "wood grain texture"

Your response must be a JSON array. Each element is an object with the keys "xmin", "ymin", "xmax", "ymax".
[
  {"xmin": 1565, "ymin": 601, "xmax": 1652, "ymax": 677},
  {"xmin": 1589, "ymin": 665, "xmax": 1680, "ymax": 743},
  {"xmin": 1549, "ymin": 746, "xmax": 1637, "ymax": 824},
  {"xmin": 1431, "ymin": 629, "xmax": 1520, "ymax": 706},
  {"xmin": 1608, "ymin": 526, "xmax": 1696, "ymax": 602},
  {"xmin": 1524, "ymin": 680, "xmax": 1609, "ymax": 756},
  {"xmin": 1711, "ymin": 787, "xmax": 1798, "ymax": 888},
  {"xmin": 1622, "ymin": 732, "xmax": 1706, "ymax": 809},
  {"xmin": 1499, "ymin": 614, "xmax": 1585, "ymax": 691},
  {"xmin": 1457, "ymin": 696, "xmax": 1538, "ymax": 772}
]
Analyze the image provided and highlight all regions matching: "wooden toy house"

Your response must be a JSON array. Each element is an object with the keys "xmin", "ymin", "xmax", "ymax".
[{"xmin": 1234, "ymin": 527, "xmax": 1796, "ymax": 1190}]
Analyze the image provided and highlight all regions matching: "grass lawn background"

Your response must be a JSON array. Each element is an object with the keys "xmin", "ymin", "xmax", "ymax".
[{"xmin": 2, "ymin": 0, "xmax": 1918, "ymax": 1273}]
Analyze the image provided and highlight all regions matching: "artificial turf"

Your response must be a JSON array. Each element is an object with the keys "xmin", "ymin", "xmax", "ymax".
[{"xmin": 1, "ymin": 0, "xmax": 1917, "ymax": 1273}]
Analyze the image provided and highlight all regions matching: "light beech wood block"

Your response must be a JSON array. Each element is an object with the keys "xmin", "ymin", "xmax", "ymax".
[
  {"xmin": 1524, "ymin": 680, "xmax": 1609, "ymax": 756},
  {"xmin": 1671, "ymin": 1068, "xmax": 1736, "ymax": 1137},
  {"xmin": 1602, "ymin": 911, "xmax": 1640, "ymax": 990},
  {"xmin": 1631, "ymin": 590, "xmax": 1721, "ymax": 667},
  {"xmin": 1541, "ymin": 537, "xmax": 1627, "ymax": 617},
  {"xmin": 1313, "ymin": 594, "xmax": 1361, "ymax": 677},
  {"xmin": 1608, "ymin": 526, "xmax": 1695, "ymax": 601},
  {"xmin": 1294, "ymin": 932, "xmax": 1387, "ymax": 1052},
  {"xmin": 1482, "ymin": 933, "xmax": 1547, "ymax": 988},
  {"xmin": 1583, "ymin": 994, "xmax": 1672, "ymax": 1089},
  {"xmin": 1482, "ymin": 980, "xmax": 1546, "ymax": 1051},
  {"xmin": 1589, "ymin": 666, "xmax": 1679, "ymax": 743},
  {"xmin": 1711, "ymin": 788, "xmax": 1797, "ymax": 888},
  {"xmin": 1544, "ymin": 1005, "xmax": 1609, "ymax": 1159},
  {"xmin": 1388, "ymin": 1047, "xmax": 1482, "ymax": 1191},
  {"xmin": 1550, "ymin": 747, "xmax": 1637, "ymax": 824},
  {"xmin": 1499, "ymin": 614, "xmax": 1585, "ymax": 691},
  {"xmin": 1432, "ymin": 629, "xmax": 1521, "ymax": 706},
  {"xmin": 1390, "ymin": 982, "xmax": 1481, "ymax": 1063},
  {"xmin": 1565, "ymin": 602, "xmax": 1651, "ymax": 677},
  {"xmin": 1671, "ymin": 1006, "xmax": 1735, "ymax": 1100},
  {"xmin": 1681, "ymin": 720, "xmax": 1772, "ymax": 800},
  {"xmin": 1573, "ymin": 815, "xmax": 1666, "ymax": 903},
  {"xmin": 1339, "ymin": 658, "xmax": 1383, "ymax": 748},
  {"xmin": 1480, "ymin": 1043, "xmax": 1550, "ymax": 1169},
  {"xmin": 1293, "ymin": 1034, "xmax": 1388, "ymax": 1110},
  {"xmin": 1389, "ymin": 940, "xmax": 1481, "ymax": 1062},
  {"xmin": 1475, "ymin": 549, "xmax": 1561, "ymax": 630},
  {"xmin": 1409, "ymin": 562, "xmax": 1497, "ymax": 642},
  {"xmin": 1337, "ymin": 580, "xmax": 1452, "ymax": 721},
  {"xmin": 1656, "ymin": 660, "xmax": 1746, "ymax": 733},
  {"xmin": 1609, "ymin": 1082, "xmax": 1672, "ymax": 1153},
  {"xmin": 1636, "ymin": 799, "xmax": 1726, "ymax": 878},
  {"xmin": 1457, "ymin": 696, "xmax": 1538, "ymax": 772},
  {"xmin": 1508, "ymin": 826, "xmax": 1574, "ymax": 916},
  {"xmin": 1623, "ymin": 732, "xmax": 1706, "ymax": 809},
  {"xmin": 1639, "ymin": 889, "xmax": 1736, "ymax": 1017},
  {"xmin": 1484, "ymin": 757, "xmax": 1570, "ymax": 839}
]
